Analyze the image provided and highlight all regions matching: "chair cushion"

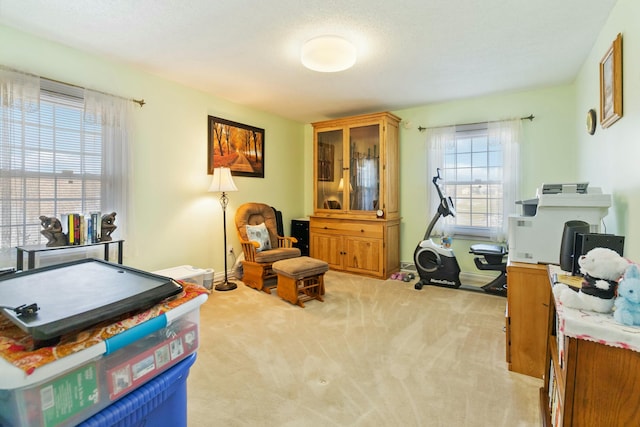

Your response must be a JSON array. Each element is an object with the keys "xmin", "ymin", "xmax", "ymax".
[
  {"xmin": 235, "ymin": 203, "xmax": 280, "ymax": 250},
  {"xmin": 272, "ymin": 256, "xmax": 329, "ymax": 280},
  {"xmin": 245, "ymin": 223, "xmax": 272, "ymax": 252},
  {"xmin": 254, "ymin": 247, "xmax": 301, "ymax": 263}
]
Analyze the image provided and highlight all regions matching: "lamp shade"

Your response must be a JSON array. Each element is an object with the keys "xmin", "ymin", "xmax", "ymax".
[
  {"xmin": 337, "ymin": 177, "xmax": 353, "ymax": 192},
  {"xmin": 208, "ymin": 167, "xmax": 238, "ymax": 193},
  {"xmin": 301, "ymin": 35, "xmax": 357, "ymax": 72}
]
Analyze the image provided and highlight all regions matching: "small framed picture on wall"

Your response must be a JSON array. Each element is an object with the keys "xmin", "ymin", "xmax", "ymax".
[{"xmin": 599, "ymin": 33, "xmax": 622, "ymax": 128}]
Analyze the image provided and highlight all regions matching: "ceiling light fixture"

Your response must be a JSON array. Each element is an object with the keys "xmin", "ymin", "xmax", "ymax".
[{"xmin": 301, "ymin": 35, "xmax": 357, "ymax": 72}]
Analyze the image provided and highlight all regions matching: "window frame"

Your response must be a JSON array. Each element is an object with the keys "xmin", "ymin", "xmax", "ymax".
[
  {"xmin": 440, "ymin": 125, "xmax": 504, "ymax": 239},
  {"xmin": 1, "ymin": 80, "xmax": 104, "ymax": 248}
]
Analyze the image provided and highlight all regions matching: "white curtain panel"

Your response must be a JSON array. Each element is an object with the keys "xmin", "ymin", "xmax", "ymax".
[
  {"xmin": 0, "ymin": 68, "xmax": 41, "ymax": 265},
  {"xmin": 0, "ymin": 68, "xmax": 40, "ymax": 111},
  {"xmin": 426, "ymin": 119, "xmax": 521, "ymax": 241},
  {"xmin": 425, "ymin": 125, "xmax": 455, "ymax": 237},
  {"xmin": 0, "ymin": 69, "xmax": 135, "ymax": 267},
  {"xmin": 84, "ymin": 89, "xmax": 135, "ymax": 256},
  {"xmin": 488, "ymin": 118, "xmax": 522, "ymax": 242}
]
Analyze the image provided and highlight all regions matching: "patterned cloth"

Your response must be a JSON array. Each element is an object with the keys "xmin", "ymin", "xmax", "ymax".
[
  {"xmin": 550, "ymin": 265, "xmax": 640, "ymax": 353},
  {"xmin": 0, "ymin": 282, "xmax": 209, "ymax": 375}
]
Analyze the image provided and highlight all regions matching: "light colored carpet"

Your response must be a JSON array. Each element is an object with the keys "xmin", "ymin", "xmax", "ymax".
[{"xmin": 187, "ymin": 271, "xmax": 541, "ymax": 426}]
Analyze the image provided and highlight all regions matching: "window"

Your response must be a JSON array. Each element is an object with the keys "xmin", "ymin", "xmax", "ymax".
[
  {"xmin": 2, "ymin": 83, "xmax": 103, "ymax": 247},
  {"xmin": 442, "ymin": 126, "xmax": 502, "ymax": 237},
  {"xmin": 1, "ymin": 68, "xmax": 133, "ymax": 266},
  {"xmin": 426, "ymin": 120, "xmax": 521, "ymax": 241}
]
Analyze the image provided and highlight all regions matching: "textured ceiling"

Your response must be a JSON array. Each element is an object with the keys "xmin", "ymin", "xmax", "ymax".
[{"xmin": 0, "ymin": 0, "xmax": 618, "ymax": 123}]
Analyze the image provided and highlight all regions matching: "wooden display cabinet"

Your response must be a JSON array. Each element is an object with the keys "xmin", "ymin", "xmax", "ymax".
[
  {"xmin": 310, "ymin": 216, "xmax": 400, "ymax": 278},
  {"xmin": 309, "ymin": 112, "xmax": 400, "ymax": 279},
  {"xmin": 505, "ymin": 261, "xmax": 550, "ymax": 378}
]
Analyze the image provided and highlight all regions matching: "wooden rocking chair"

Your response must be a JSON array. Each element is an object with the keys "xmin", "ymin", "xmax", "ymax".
[{"xmin": 234, "ymin": 203, "xmax": 301, "ymax": 293}]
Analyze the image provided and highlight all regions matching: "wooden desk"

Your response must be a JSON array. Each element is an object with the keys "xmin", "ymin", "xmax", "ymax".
[
  {"xmin": 505, "ymin": 261, "xmax": 550, "ymax": 378},
  {"xmin": 541, "ymin": 265, "xmax": 640, "ymax": 426}
]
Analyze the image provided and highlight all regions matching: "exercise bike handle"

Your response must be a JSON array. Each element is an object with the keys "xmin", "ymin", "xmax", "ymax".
[
  {"xmin": 422, "ymin": 169, "xmax": 456, "ymax": 240},
  {"xmin": 433, "ymin": 168, "xmax": 456, "ymax": 218}
]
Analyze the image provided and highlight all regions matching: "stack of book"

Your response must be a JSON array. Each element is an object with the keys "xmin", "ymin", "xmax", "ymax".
[{"xmin": 61, "ymin": 212, "xmax": 102, "ymax": 245}]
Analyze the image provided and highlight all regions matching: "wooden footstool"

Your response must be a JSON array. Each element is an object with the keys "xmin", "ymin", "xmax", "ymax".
[{"xmin": 272, "ymin": 257, "xmax": 328, "ymax": 307}]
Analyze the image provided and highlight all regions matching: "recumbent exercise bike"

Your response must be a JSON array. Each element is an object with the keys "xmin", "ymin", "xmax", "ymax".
[{"xmin": 413, "ymin": 169, "xmax": 508, "ymax": 297}]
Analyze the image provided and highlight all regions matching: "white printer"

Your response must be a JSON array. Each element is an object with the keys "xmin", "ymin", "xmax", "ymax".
[{"xmin": 508, "ymin": 183, "xmax": 611, "ymax": 264}]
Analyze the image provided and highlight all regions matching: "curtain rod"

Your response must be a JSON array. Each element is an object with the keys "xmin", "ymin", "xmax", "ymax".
[
  {"xmin": 47, "ymin": 76, "xmax": 146, "ymax": 107},
  {"xmin": 417, "ymin": 114, "xmax": 534, "ymax": 132},
  {"xmin": 2, "ymin": 66, "xmax": 145, "ymax": 107}
]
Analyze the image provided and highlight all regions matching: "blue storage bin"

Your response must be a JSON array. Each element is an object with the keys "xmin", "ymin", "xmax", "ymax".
[
  {"xmin": 78, "ymin": 353, "xmax": 196, "ymax": 427},
  {"xmin": 0, "ymin": 294, "xmax": 207, "ymax": 427}
]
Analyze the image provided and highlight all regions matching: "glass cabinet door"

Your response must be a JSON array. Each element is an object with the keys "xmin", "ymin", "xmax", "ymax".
[
  {"xmin": 316, "ymin": 129, "xmax": 343, "ymax": 211},
  {"xmin": 348, "ymin": 124, "xmax": 380, "ymax": 212}
]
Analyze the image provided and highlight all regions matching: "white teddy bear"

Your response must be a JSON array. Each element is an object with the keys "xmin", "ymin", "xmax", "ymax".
[{"xmin": 553, "ymin": 247, "xmax": 628, "ymax": 313}]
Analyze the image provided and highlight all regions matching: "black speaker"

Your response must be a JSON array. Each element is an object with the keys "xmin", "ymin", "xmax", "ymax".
[
  {"xmin": 572, "ymin": 233, "xmax": 625, "ymax": 275},
  {"xmin": 291, "ymin": 218, "xmax": 309, "ymax": 256},
  {"xmin": 559, "ymin": 220, "xmax": 590, "ymax": 272}
]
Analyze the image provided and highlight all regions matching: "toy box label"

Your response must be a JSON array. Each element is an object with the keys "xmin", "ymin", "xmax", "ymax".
[{"xmin": 41, "ymin": 363, "xmax": 99, "ymax": 427}]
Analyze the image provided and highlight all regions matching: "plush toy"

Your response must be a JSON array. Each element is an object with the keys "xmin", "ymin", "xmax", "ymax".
[
  {"xmin": 553, "ymin": 247, "xmax": 628, "ymax": 313},
  {"xmin": 613, "ymin": 264, "xmax": 640, "ymax": 326}
]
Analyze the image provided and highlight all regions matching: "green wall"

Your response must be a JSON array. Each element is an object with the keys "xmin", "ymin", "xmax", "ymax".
[
  {"xmin": 574, "ymin": 0, "xmax": 640, "ymax": 261},
  {"xmin": 301, "ymin": 84, "xmax": 577, "ymax": 275},
  {"xmin": 3, "ymin": 0, "xmax": 639, "ymax": 277},
  {"xmin": 383, "ymin": 0, "xmax": 640, "ymax": 269},
  {"xmin": 0, "ymin": 24, "xmax": 306, "ymax": 273},
  {"xmin": 389, "ymin": 86, "xmax": 577, "ymax": 272}
]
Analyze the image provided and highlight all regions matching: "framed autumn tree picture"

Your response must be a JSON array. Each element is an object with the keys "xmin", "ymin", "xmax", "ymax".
[{"xmin": 207, "ymin": 116, "xmax": 265, "ymax": 177}]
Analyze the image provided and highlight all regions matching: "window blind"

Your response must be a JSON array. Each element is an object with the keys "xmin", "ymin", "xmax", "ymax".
[{"xmin": 2, "ymin": 80, "xmax": 103, "ymax": 247}]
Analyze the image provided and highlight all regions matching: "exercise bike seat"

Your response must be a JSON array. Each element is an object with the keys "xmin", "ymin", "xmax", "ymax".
[{"xmin": 469, "ymin": 243, "xmax": 508, "ymax": 269}]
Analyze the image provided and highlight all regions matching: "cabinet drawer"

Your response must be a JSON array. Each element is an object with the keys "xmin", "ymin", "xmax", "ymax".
[{"xmin": 310, "ymin": 219, "xmax": 383, "ymax": 238}]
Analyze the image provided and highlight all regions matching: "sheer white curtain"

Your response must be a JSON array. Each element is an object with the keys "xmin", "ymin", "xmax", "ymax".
[
  {"xmin": 352, "ymin": 157, "xmax": 378, "ymax": 210},
  {"xmin": 426, "ymin": 119, "xmax": 522, "ymax": 242},
  {"xmin": 425, "ymin": 126, "xmax": 456, "ymax": 237},
  {"xmin": 84, "ymin": 89, "xmax": 135, "ymax": 256},
  {"xmin": 0, "ymin": 69, "xmax": 135, "ymax": 267},
  {"xmin": 488, "ymin": 119, "xmax": 521, "ymax": 242},
  {"xmin": 0, "ymin": 68, "xmax": 39, "ymax": 111},
  {"xmin": 0, "ymin": 68, "xmax": 41, "ymax": 265}
]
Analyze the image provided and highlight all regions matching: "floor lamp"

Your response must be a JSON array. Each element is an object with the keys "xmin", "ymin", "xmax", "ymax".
[{"xmin": 208, "ymin": 167, "xmax": 238, "ymax": 291}]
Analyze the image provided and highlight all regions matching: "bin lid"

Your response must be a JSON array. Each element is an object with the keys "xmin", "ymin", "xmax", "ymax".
[
  {"xmin": 152, "ymin": 265, "xmax": 206, "ymax": 280},
  {"xmin": 0, "ymin": 258, "xmax": 182, "ymax": 344}
]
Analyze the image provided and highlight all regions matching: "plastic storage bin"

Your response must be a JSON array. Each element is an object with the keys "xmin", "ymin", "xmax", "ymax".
[
  {"xmin": 78, "ymin": 353, "xmax": 196, "ymax": 427},
  {"xmin": 153, "ymin": 265, "xmax": 214, "ymax": 289},
  {"xmin": 0, "ymin": 294, "xmax": 207, "ymax": 427}
]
